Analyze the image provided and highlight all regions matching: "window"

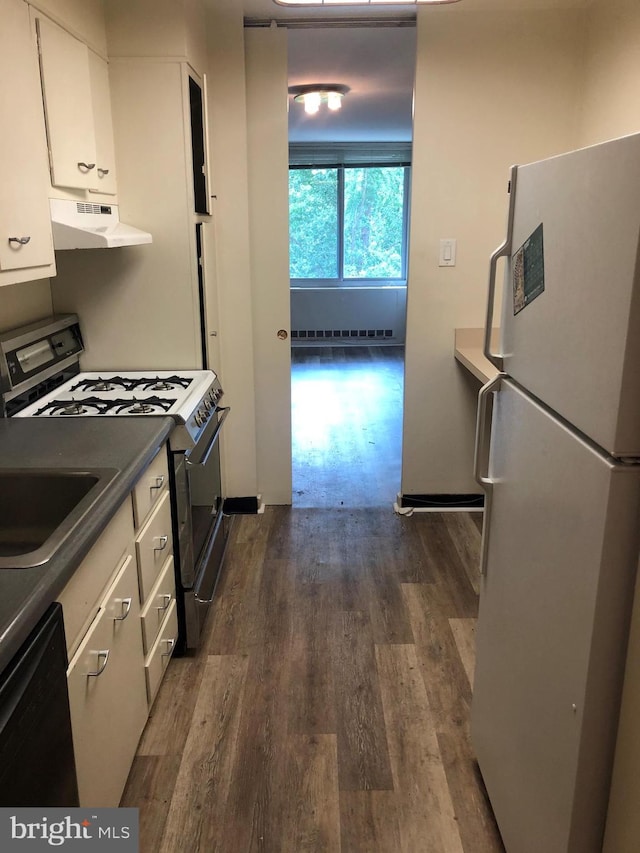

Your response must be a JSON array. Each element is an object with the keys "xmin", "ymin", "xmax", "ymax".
[{"xmin": 289, "ymin": 153, "xmax": 410, "ymax": 286}]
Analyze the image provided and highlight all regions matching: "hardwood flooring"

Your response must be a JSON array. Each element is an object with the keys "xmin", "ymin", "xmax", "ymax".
[
  {"xmin": 291, "ymin": 346, "xmax": 404, "ymax": 508},
  {"xmin": 122, "ymin": 507, "xmax": 504, "ymax": 852}
]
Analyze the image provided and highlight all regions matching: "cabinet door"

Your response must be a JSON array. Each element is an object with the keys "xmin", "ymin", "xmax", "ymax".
[
  {"xmin": 88, "ymin": 51, "xmax": 117, "ymax": 196},
  {"xmin": 0, "ymin": 0, "xmax": 55, "ymax": 278},
  {"xmin": 67, "ymin": 553, "xmax": 148, "ymax": 807},
  {"xmin": 36, "ymin": 15, "xmax": 97, "ymax": 191}
]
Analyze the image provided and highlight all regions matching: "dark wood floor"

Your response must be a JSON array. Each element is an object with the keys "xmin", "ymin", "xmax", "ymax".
[
  {"xmin": 291, "ymin": 346, "xmax": 404, "ymax": 508},
  {"xmin": 122, "ymin": 506, "xmax": 504, "ymax": 852}
]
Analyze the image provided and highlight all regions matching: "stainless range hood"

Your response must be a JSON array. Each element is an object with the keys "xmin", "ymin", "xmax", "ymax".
[{"xmin": 49, "ymin": 199, "xmax": 152, "ymax": 249}]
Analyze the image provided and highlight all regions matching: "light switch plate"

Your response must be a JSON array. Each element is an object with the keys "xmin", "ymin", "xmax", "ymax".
[{"xmin": 439, "ymin": 238, "xmax": 457, "ymax": 267}]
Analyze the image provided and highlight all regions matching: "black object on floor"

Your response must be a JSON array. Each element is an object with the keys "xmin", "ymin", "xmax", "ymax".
[{"xmin": 223, "ymin": 496, "xmax": 260, "ymax": 514}]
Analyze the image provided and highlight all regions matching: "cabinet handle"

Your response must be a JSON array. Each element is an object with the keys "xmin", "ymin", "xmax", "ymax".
[
  {"xmin": 87, "ymin": 649, "xmax": 110, "ymax": 677},
  {"xmin": 161, "ymin": 638, "xmax": 175, "ymax": 660},
  {"xmin": 113, "ymin": 597, "xmax": 132, "ymax": 622},
  {"xmin": 97, "ymin": 167, "xmax": 110, "ymax": 177},
  {"xmin": 150, "ymin": 475, "xmax": 165, "ymax": 491},
  {"xmin": 153, "ymin": 535, "xmax": 169, "ymax": 553},
  {"xmin": 77, "ymin": 162, "xmax": 96, "ymax": 171},
  {"xmin": 156, "ymin": 593, "xmax": 172, "ymax": 613},
  {"xmin": 8, "ymin": 236, "xmax": 31, "ymax": 245}
]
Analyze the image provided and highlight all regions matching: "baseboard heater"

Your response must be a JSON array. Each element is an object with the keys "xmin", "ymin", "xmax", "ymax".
[
  {"xmin": 398, "ymin": 493, "xmax": 485, "ymax": 511},
  {"xmin": 291, "ymin": 328, "xmax": 394, "ymax": 341},
  {"xmin": 223, "ymin": 496, "xmax": 260, "ymax": 514}
]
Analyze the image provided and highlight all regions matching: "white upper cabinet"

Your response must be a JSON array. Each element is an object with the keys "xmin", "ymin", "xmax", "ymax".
[
  {"xmin": 88, "ymin": 50, "xmax": 118, "ymax": 196},
  {"xmin": 0, "ymin": 0, "xmax": 55, "ymax": 283},
  {"xmin": 36, "ymin": 13, "xmax": 118, "ymax": 196},
  {"xmin": 36, "ymin": 14, "xmax": 97, "ymax": 191}
]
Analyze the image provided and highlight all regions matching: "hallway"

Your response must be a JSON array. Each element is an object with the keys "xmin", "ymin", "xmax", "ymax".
[{"xmin": 291, "ymin": 346, "xmax": 404, "ymax": 508}]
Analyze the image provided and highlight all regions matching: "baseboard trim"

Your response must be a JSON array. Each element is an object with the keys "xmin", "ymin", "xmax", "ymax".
[{"xmin": 395, "ymin": 493, "xmax": 485, "ymax": 513}]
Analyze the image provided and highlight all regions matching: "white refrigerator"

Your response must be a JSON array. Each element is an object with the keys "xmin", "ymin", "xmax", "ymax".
[{"xmin": 472, "ymin": 132, "xmax": 640, "ymax": 853}]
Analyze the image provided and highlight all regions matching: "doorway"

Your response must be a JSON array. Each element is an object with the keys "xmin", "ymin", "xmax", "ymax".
[{"xmin": 287, "ymin": 24, "xmax": 415, "ymax": 509}]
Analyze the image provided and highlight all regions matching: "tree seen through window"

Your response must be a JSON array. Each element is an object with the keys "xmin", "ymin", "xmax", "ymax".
[{"xmin": 289, "ymin": 165, "xmax": 407, "ymax": 282}]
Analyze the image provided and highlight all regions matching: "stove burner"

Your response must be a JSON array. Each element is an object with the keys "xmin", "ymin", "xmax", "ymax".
[
  {"xmin": 114, "ymin": 396, "xmax": 174, "ymax": 415},
  {"xmin": 35, "ymin": 396, "xmax": 111, "ymax": 416},
  {"xmin": 63, "ymin": 401, "xmax": 87, "ymax": 416},
  {"xmin": 129, "ymin": 401, "xmax": 155, "ymax": 414},
  {"xmin": 137, "ymin": 376, "xmax": 193, "ymax": 391},
  {"xmin": 70, "ymin": 376, "xmax": 132, "ymax": 393}
]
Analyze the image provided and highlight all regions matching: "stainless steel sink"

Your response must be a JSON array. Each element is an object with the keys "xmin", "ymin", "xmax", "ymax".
[{"xmin": 0, "ymin": 468, "xmax": 119, "ymax": 569}]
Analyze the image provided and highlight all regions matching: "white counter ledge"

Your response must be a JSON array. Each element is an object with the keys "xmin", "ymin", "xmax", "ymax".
[{"xmin": 454, "ymin": 328, "xmax": 500, "ymax": 384}]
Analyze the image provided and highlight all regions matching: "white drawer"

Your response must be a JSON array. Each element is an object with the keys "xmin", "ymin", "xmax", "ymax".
[
  {"xmin": 58, "ymin": 498, "xmax": 135, "ymax": 658},
  {"xmin": 145, "ymin": 598, "xmax": 178, "ymax": 707},
  {"xmin": 132, "ymin": 448, "xmax": 169, "ymax": 529},
  {"xmin": 135, "ymin": 489, "xmax": 173, "ymax": 604},
  {"xmin": 140, "ymin": 555, "xmax": 176, "ymax": 654},
  {"xmin": 66, "ymin": 552, "xmax": 148, "ymax": 807}
]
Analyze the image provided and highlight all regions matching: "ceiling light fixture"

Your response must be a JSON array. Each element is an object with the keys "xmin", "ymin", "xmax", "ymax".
[
  {"xmin": 276, "ymin": 0, "xmax": 461, "ymax": 6},
  {"xmin": 289, "ymin": 84, "xmax": 350, "ymax": 115}
]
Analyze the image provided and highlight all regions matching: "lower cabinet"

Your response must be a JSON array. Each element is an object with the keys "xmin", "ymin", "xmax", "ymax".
[
  {"xmin": 57, "ymin": 444, "xmax": 177, "ymax": 807},
  {"xmin": 66, "ymin": 551, "xmax": 148, "ymax": 807}
]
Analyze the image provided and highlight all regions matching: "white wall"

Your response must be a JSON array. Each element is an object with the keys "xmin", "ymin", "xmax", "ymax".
[
  {"xmin": 0, "ymin": 279, "xmax": 53, "ymax": 334},
  {"xmin": 28, "ymin": 0, "xmax": 107, "ymax": 55},
  {"xmin": 579, "ymin": 0, "xmax": 640, "ymax": 147},
  {"xmin": 401, "ymin": 6, "xmax": 585, "ymax": 497},
  {"xmin": 291, "ymin": 287, "xmax": 407, "ymax": 344}
]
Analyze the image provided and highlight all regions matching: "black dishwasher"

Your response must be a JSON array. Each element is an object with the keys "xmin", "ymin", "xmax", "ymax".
[{"xmin": 0, "ymin": 603, "xmax": 79, "ymax": 806}]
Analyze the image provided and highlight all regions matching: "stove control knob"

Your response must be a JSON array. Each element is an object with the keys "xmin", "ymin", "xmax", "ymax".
[{"xmin": 195, "ymin": 411, "xmax": 204, "ymax": 427}]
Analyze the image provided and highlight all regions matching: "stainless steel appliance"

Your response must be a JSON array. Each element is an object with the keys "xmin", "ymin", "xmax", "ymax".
[
  {"xmin": 473, "ymin": 132, "xmax": 640, "ymax": 852},
  {"xmin": 0, "ymin": 314, "xmax": 230, "ymax": 651}
]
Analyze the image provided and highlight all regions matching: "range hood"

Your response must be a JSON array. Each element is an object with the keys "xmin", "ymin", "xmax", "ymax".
[{"xmin": 49, "ymin": 199, "xmax": 152, "ymax": 249}]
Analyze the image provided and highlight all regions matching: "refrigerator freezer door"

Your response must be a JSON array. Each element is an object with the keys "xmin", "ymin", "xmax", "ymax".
[
  {"xmin": 499, "ymin": 132, "xmax": 640, "ymax": 457},
  {"xmin": 472, "ymin": 378, "xmax": 640, "ymax": 853}
]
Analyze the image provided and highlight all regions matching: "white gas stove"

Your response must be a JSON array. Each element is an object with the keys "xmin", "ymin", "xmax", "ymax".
[
  {"xmin": 0, "ymin": 316, "xmax": 223, "ymax": 452},
  {"xmin": 15, "ymin": 370, "xmax": 223, "ymax": 451}
]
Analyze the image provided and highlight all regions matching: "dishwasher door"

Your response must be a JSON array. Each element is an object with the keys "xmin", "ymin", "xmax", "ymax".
[{"xmin": 0, "ymin": 602, "xmax": 79, "ymax": 806}]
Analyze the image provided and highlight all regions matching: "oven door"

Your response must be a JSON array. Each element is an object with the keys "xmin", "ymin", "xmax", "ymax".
[{"xmin": 174, "ymin": 406, "xmax": 229, "ymax": 649}]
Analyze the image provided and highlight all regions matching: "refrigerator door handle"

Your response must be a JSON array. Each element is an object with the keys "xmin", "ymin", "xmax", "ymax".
[
  {"xmin": 474, "ymin": 374, "xmax": 502, "ymax": 576},
  {"xmin": 484, "ymin": 165, "xmax": 519, "ymax": 370}
]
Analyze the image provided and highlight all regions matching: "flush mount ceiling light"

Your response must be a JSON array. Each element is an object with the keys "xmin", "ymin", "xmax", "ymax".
[
  {"xmin": 276, "ymin": 0, "xmax": 461, "ymax": 6},
  {"xmin": 289, "ymin": 84, "xmax": 350, "ymax": 115}
]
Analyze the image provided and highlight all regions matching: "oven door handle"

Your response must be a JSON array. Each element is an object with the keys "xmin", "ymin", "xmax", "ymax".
[{"xmin": 185, "ymin": 406, "xmax": 230, "ymax": 469}]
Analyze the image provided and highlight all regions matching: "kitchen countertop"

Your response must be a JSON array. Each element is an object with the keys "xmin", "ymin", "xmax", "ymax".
[
  {"xmin": 0, "ymin": 416, "xmax": 173, "ymax": 673},
  {"xmin": 454, "ymin": 327, "xmax": 501, "ymax": 384}
]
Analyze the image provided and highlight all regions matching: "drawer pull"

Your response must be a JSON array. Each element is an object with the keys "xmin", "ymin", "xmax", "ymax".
[
  {"xmin": 161, "ymin": 638, "xmax": 175, "ymax": 660},
  {"xmin": 153, "ymin": 535, "xmax": 169, "ymax": 553},
  {"xmin": 77, "ymin": 161, "xmax": 96, "ymax": 171},
  {"xmin": 87, "ymin": 649, "xmax": 110, "ymax": 677},
  {"xmin": 8, "ymin": 236, "xmax": 31, "ymax": 246},
  {"xmin": 113, "ymin": 597, "xmax": 132, "ymax": 622},
  {"xmin": 150, "ymin": 475, "xmax": 165, "ymax": 491},
  {"xmin": 156, "ymin": 594, "xmax": 172, "ymax": 613}
]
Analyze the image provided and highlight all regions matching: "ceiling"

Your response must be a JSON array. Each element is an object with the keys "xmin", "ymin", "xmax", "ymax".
[{"xmin": 242, "ymin": 0, "xmax": 594, "ymax": 143}]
